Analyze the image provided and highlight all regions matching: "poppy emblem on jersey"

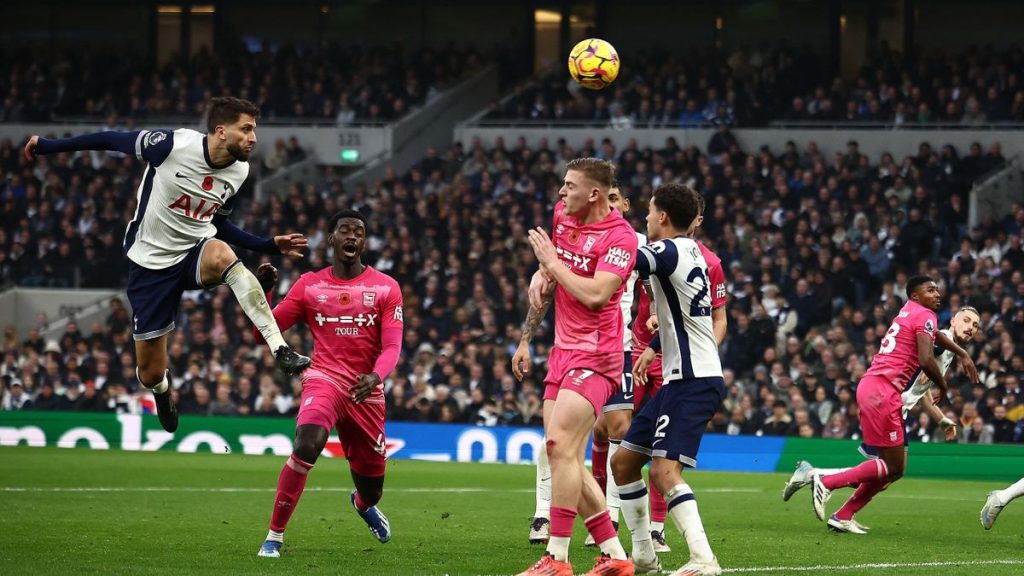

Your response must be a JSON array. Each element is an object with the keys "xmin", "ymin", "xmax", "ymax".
[
  {"xmin": 567, "ymin": 230, "xmax": 581, "ymax": 245},
  {"xmin": 201, "ymin": 176, "xmax": 214, "ymax": 191},
  {"xmin": 363, "ymin": 292, "xmax": 375, "ymax": 306},
  {"xmin": 339, "ymin": 292, "xmax": 351, "ymax": 305}
]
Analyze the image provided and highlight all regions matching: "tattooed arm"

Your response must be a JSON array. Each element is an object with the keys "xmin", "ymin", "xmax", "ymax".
[{"xmin": 511, "ymin": 279, "xmax": 555, "ymax": 382}]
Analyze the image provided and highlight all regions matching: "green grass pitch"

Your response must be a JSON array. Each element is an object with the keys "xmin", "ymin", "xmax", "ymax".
[{"xmin": 0, "ymin": 447, "xmax": 1021, "ymax": 575}]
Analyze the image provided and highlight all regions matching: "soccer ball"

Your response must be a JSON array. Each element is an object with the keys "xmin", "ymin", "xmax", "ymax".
[{"xmin": 568, "ymin": 38, "xmax": 620, "ymax": 90}]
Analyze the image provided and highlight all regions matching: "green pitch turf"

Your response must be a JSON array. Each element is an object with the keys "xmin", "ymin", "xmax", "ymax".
[{"xmin": 0, "ymin": 447, "xmax": 1021, "ymax": 575}]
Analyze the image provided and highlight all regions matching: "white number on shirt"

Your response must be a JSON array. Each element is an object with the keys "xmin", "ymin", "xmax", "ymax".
[
  {"xmin": 879, "ymin": 323, "xmax": 901, "ymax": 354},
  {"xmin": 686, "ymin": 266, "xmax": 711, "ymax": 317}
]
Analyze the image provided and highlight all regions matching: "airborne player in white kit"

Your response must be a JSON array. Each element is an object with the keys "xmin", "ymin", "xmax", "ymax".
[{"xmin": 24, "ymin": 97, "xmax": 311, "ymax": 433}]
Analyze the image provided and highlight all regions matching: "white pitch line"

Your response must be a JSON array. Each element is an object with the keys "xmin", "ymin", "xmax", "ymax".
[
  {"xmin": 0, "ymin": 487, "xmax": 528, "ymax": 493},
  {"xmin": 0, "ymin": 486, "xmax": 766, "ymax": 494},
  {"xmin": 719, "ymin": 559, "xmax": 1024, "ymax": 573}
]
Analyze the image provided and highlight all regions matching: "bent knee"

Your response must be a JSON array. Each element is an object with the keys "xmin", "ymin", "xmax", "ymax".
[
  {"xmin": 545, "ymin": 435, "xmax": 577, "ymax": 463},
  {"xmin": 204, "ymin": 240, "xmax": 239, "ymax": 275},
  {"xmin": 292, "ymin": 437, "xmax": 326, "ymax": 464}
]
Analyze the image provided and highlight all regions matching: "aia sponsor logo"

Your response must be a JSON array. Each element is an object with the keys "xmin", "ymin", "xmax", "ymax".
[{"xmin": 167, "ymin": 194, "xmax": 220, "ymax": 221}]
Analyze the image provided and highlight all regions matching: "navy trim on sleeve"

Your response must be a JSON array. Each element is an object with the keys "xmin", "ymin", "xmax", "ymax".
[
  {"xmin": 213, "ymin": 216, "xmax": 278, "ymax": 254},
  {"xmin": 36, "ymin": 130, "xmax": 140, "ymax": 156}
]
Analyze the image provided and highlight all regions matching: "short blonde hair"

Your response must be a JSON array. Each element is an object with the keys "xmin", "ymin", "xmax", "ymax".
[{"xmin": 566, "ymin": 158, "xmax": 615, "ymax": 191}]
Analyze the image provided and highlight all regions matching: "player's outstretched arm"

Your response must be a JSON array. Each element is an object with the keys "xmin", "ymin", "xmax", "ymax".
[
  {"xmin": 919, "ymin": 389, "xmax": 958, "ymax": 440},
  {"xmin": 213, "ymin": 216, "xmax": 307, "ymax": 257},
  {"xmin": 917, "ymin": 333, "xmax": 948, "ymax": 398},
  {"xmin": 25, "ymin": 130, "xmax": 162, "ymax": 160}
]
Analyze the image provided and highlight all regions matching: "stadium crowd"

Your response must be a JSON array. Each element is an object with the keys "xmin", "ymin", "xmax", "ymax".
[
  {"xmin": 487, "ymin": 43, "xmax": 1024, "ymax": 127},
  {"xmin": 0, "ymin": 43, "xmax": 482, "ymax": 124},
  {"xmin": 2, "ymin": 123, "xmax": 1023, "ymax": 446}
]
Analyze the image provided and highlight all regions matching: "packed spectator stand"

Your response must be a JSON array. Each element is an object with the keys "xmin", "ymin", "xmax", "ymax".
[
  {"xmin": 486, "ymin": 43, "xmax": 1024, "ymax": 127},
  {"xmin": 3, "ymin": 36, "xmax": 1024, "ymax": 446},
  {"xmin": 0, "ymin": 43, "xmax": 482, "ymax": 124},
  {"xmin": 3, "ymin": 110, "xmax": 1023, "ymax": 447}
]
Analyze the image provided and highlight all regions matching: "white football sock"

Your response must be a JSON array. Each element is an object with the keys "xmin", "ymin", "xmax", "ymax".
[
  {"xmin": 597, "ymin": 534, "xmax": 627, "ymax": 560},
  {"xmin": 606, "ymin": 440, "xmax": 621, "ymax": 523},
  {"xmin": 265, "ymin": 529, "xmax": 284, "ymax": 543},
  {"xmin": 666, "ymin": 483, "xmax": 715, "ymax": 564},
  {"xmin": 547, "ymin": 536, "xmax": 569, "ymax": 561},
  {"xmin": 618, "ymin": 479, "xmax": 656, "ymax": 564},
  {"xmin": 137, "ymin": 368, "xmax": 169, "ymax": 394},
  {"xmin": 652, "ymin": 520, "xmax": 665, "ymax": 533},
  {"xmin": 223, "ymin": 260, "xmax": 287, "ymax": 354},
  {"xmin": 997, "ymin": 477, "xmax": 1024, "ymax": 504},
  {"xmin": 535, "ymin": 439, "xmax": 551, "ymax": 519}
]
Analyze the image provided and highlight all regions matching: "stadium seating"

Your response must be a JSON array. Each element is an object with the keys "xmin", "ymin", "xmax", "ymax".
[{"xmin": 3, "ymin": 128, "xmax": 1023, "ymax": 446}]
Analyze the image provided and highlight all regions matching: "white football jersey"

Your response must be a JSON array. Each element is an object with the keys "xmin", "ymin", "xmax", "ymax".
[
  {"xmin": 901, "ymin": 328, "xmax": 956, "ymax": 418},
  {"xmin": 124, "ymin": 128, "xmax": 250, "ymax": 269},
  {"xmin": 635, "ymin": 237, "xmax": 722, "ymax": 382},
  {"xmin": 619, "ymin": 231, "xmax": 647, "ymax": 351}
]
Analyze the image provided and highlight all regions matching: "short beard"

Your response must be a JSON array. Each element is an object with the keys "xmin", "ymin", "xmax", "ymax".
[{"xmin": 226, "ymin": 142, "xmax": 250, "ymax": 162}]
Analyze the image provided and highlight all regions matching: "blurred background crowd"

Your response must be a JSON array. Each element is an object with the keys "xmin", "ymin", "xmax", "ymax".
[
  {"xmin": 2, "ymin": 28, "xmax": 1024, "ymax": 444},
  {"xmin": 487, "ymin": 43, "xmax": 1024, "ymax": 127},
  {"xmin": 3, "ymin": 104, "xmax": 1023, "ymax": 445}
]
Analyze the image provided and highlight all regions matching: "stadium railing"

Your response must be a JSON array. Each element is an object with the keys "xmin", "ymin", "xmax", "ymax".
[
  {"xmin": 969, "ymin": 155, "xmax": 1022, "ymax": 229},
  {"xmin": 453, "ymin": 124, "xmax": 1024, "ymax": 166}
]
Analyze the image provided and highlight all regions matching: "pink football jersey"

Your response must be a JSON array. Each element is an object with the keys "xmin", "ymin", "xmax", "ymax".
[
  {"xmin": 550, "ymin": 201, "xmax": 638, "ymax": 361},
  {"xmin": 698, "ymin": 240, "xmax": 727, "ymax": 310},
  {"xmin": 270, "ymin": 266, "xmax": 403, "ymax": 400},
  {"xmin": 866, "ymin": 299, "xmax": 938, "ymax": 392}
]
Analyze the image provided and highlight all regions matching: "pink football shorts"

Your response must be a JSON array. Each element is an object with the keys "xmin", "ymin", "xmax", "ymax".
[
  {"xmin": 297, "ymin": 375, "xmax": 387, "ymax": 477},
  {"xmin": 857, "ymin": 375, "xmax": 904, "ymax": 448}
]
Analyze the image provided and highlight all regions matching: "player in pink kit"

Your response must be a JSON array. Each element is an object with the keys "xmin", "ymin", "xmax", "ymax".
[
  {"xmin": 808, "ymin": 276, "xmax": 978, "ymax": 528},
  {"xmin": 512, "ymin": 158, "xmax": 639, "ymax": 576},
  {"xmin": 630, "ymin": 221, "xmax": 727, "ymax": 551},
  {"xmin": 256, "ymin": 209, "xmax": 403, "ymax": 558}
]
